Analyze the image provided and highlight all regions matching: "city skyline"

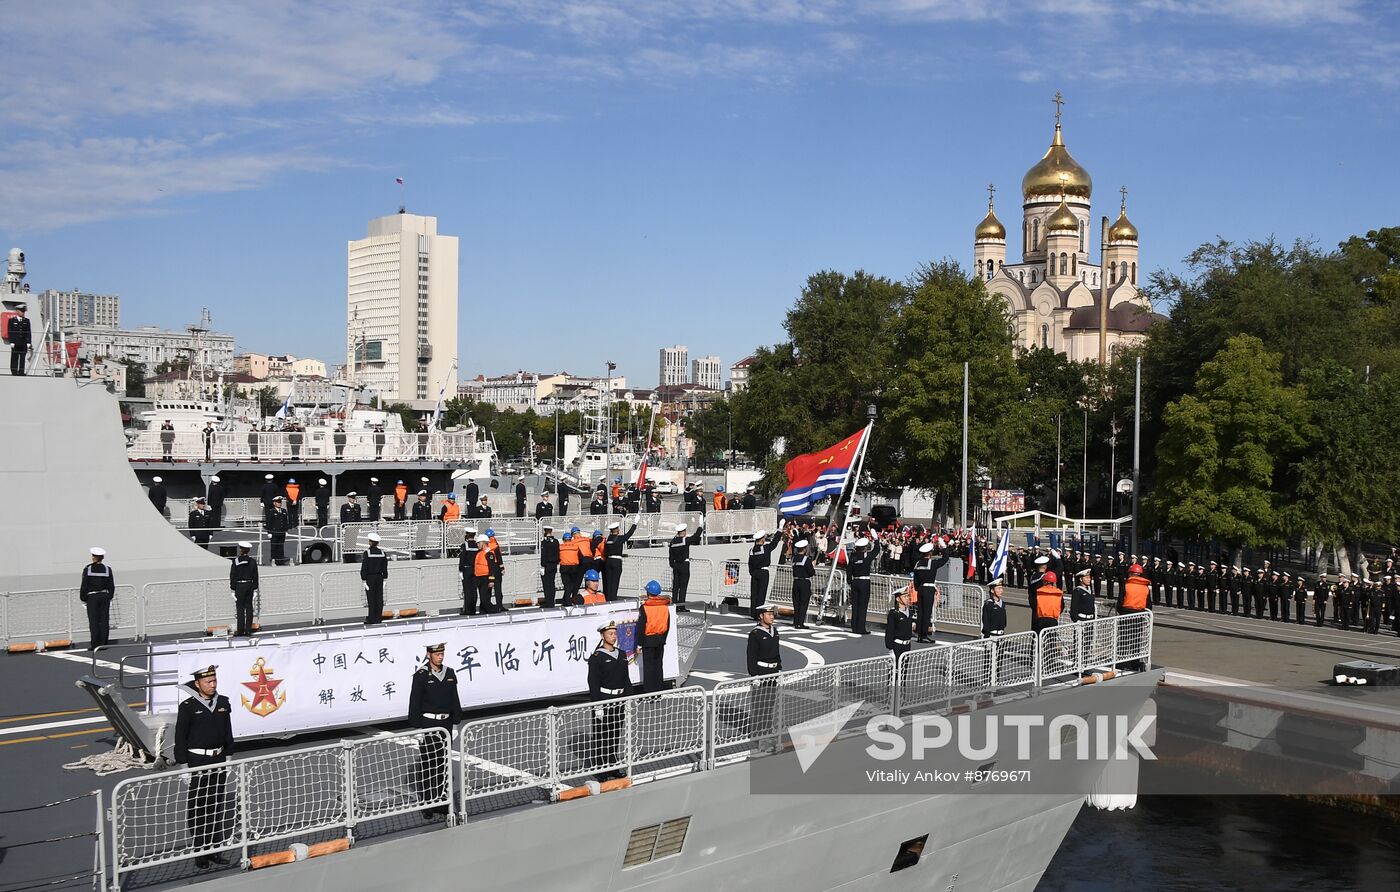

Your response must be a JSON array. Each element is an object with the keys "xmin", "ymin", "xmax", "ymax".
[{"xmin": 3, "ymin": 2, "xmax": 1398, "ymax": 387}]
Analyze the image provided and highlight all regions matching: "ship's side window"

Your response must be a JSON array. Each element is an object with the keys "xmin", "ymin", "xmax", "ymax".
[{"xmin": 890, "ymin": 834, "xmax": 929, "ymax": 872}]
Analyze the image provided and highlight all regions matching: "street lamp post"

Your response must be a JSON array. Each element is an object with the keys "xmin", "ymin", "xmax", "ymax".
[
  {"xmin": 1081, "ymin": 408, "xmax": 1088, "ymax": 520},
  {"xmin": 960, "ymin": 361, "xmax": 969, "ymax": 529},
  {"xmin": 1055, "ymin": 414, "xmax": 1062, "ymax": 517}
]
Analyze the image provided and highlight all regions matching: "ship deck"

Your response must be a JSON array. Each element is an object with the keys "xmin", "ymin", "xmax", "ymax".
[{"xmin": 4, "ymin": 587, "xmax": 1398, "ymax": 890}]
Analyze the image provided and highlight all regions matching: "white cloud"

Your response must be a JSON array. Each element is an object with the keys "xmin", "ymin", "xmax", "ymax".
[
  {"xmin": 0, "ymin": 137, "xmax": 328, "ymax": 232},
  {"xmin": 1135, "ymin": 0, "xmax": 1365, "ymax": 26}
]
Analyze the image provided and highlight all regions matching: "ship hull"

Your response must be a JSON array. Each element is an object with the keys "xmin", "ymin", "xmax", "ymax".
[{"xmin": 193, "ymin": 676, "xmax": 1155, "ymax": 891}]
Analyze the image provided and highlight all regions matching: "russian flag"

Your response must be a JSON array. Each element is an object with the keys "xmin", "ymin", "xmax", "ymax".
[
  {"xmin": 966, "ymin": 526, "xmax": 977, "ymax": 580},
  {"xmin": 779, "ymin": 428, "xmax": 866, "ymax": 516}
]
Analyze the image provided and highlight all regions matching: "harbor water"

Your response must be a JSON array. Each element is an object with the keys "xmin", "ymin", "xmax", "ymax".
[{"xmin": 1040, "ymin": 796, "xmax": 1400, "ymax": 891}]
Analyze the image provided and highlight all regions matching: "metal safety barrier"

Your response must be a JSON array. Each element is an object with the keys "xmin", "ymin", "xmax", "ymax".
[
  {"xmin": 895, "ymin": 630, "xmax": 1038, "ymax": 715},
  {"xmin": 107, "ymin": 612, "xmax": 1156, "ymax": 871},
  {"xmin": 458, "ymin": 687, "xmax": 709, "ymax": 814},
  {"xmin": 1035, "ymin": 611, "xmax": 1154, "ymax": 687},
  {"xmin": 109, "ymin": 727, "xmax": 451, "ymax": 885},
  {"xmin": 1, "ymin": 584, "xmax": 138, "ymax": 647},
  {"xmin": 767, "ymin": 564, "xmax": 846, "ymax": 622},
  {"xmin": 129, "ymin": 429, "xmax": 489, "ymax": 464},
  {"xmin": 710, "ymin": 655, "xmax": 896, "ymax": 762}
]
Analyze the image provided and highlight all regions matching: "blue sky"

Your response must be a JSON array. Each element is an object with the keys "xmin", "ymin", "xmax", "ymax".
[{"xmin": 3, "ymin": 1, "xmax": 1398, "ymax": 388}]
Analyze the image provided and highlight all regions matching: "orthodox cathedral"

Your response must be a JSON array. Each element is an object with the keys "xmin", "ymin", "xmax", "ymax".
[{"xmin": 974, "ymin": 95, "xmax": 1155, "ymax": 361}]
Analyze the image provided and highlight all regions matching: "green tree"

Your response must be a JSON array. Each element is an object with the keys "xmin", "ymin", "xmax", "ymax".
[
  {"xmin": 118, "ymin": 359, "xmax": 146, "ymax": 398},
  {"xmin": 682, "ymin": 398, "xmax": 732, "ymax": 462},
  {"xmin": 1291, "ymin": 363, "xmax": 1400, "ymax": 553},
  {"xmin": 730, "ymin": 269, "xmax": 904, "ymax": 492},
  {"xmin": 1146, "ymin": 335, "xmax": 1306, "ymax": 550},
  {"xmin": 883, "ymin": 261, "xmax": 1031, "ymax": 499},
  {"xmin": 253, "ymin": 385, "xmax": 280, "ymax": 418}
]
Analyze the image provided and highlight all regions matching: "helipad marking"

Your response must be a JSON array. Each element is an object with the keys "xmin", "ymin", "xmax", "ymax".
[
  {"xmin": 40, "ymin": 651, "xmax": 148, "ymax": 673},
  {"xmin": 704, "ymin": 625, "xmax": 825, "ymax": 667}
]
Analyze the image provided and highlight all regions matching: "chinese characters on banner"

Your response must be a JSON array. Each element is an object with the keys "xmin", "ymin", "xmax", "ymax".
[{"xmin": 151, "ymin": 603, "xmax": 678, "ymax": 739}]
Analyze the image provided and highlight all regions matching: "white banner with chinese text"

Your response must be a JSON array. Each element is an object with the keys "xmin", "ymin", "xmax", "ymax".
[{"xmin": 149, "ymin": 603, "xmax": 678, "ymax": 739}]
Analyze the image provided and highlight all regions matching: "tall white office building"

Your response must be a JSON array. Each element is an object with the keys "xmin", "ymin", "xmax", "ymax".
[
  {"xmin": 347, "ymin": 211, "xmax": 459, "ymax": 404},
  {"xmin": 691, "ymin": 355, "xmax": 721, "ymax": 390},
  {"xmin": 40, "ymin": 289, "xmax": 120, "ymax": 330},
  {"xmin": 659, "ymin": 345, "xmax": 688, "ymax": 387}
]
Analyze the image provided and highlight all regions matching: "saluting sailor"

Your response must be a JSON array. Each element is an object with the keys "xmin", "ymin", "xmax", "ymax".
[
  {"xmin": 587, "ymin": 621, "xmax": 633, "ymax": 778},
  {"xmin": 407, "ymin": 643, "xmax": 460, "ymax": 819},
  {"xmin": 911, "ymin": 541, "xmax": 947, "ymax": 643},
  {"xmin": 175, "ymin": 666, "xmax": 236, "ymax": 869},
  {"xmin": 789, "ymin": 538, "xmax": 815, "ymax": 629}
]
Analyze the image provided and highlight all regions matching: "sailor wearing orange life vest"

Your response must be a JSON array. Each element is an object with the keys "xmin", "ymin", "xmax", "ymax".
[
  {"xmin": 1031, "ymin": 570, "xmax": 1064, "ymax": 634},
  {"xmin": 637, "ymin": 580, "xmax": 671, "ymax": 692},
  {"xmin": 471, "ymin": 533, "xmax": 500, "ymax": 613},
  {"xmin": 393, "ymin": 480, "xmax": 408, "ymax": 520},
  {"xmin": 1119, "ymin": 564, "xmax": 1150, "ymax": 614},
  {"xmin": 439, "ymin": 493, "xmax": 461, "ymax": 523},
  {"xmin": 581, "ymin": 568, "xmax": 606, "ymax": 605},
  {"xmin": 559, "ymin": 529, "xmax": 582, "ymax": 607}
]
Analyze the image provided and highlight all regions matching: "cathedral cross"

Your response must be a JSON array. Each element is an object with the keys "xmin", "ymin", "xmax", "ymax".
[
  {"xmin": 1120, "ymin": 185, "xmax": 1128, "ymax": 211},
  {"xmin": 1052, "ymin": 91, "xmax": 1065, "ymax": 123},
  {"xmin": 986, "ymin": 182, "xmax": 995, "ymax": 208}
]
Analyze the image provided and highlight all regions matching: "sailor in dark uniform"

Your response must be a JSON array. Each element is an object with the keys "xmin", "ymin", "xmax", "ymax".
[
  {"xmin": 587, "ymin": 621, "xmax": 633, "ymax": 778},
  {"xmin": 265, "ymin": 495, "xmax": 289, "ymax": 565},
  {"xmin": 340, "ymin": 492, "xmax": 362, "ymax": 524},
  {"xmin": 668, "ymin": 519, "xmax": 704, "ymax": 612},
  {"xmin": 746, "ymin": 604, "xmax": 783, "ymax": 753},
  {"xmin": 911, "ymin": 542, "xmax": 947, "ymax": 643},
  {"xmin": 747, "ymin": 527, "xmax": 783, "ymax": 618},
  {"xmin": 6, "ymin": 302, "xmax": 31, "ymax": 375},
  {"xmin": 148, "ymin": 475, "xmax": 168, "ymax": 517},
  {"xmin": 367, "ymin": 477, "xmax": 383, "ymax": 522},
  {"xmin": 360, "ymin": 531, "xmax": 388, "ymax": 624},
  {"xmin": 187, "ymin": 498, "xmax": 212, "ymax": 546},
  {"xmin": 789, "ymin": 538, "xmax": 815, "ymax": 628},
  {"xmin": 515, "ymin": 477, "xmax": 528, "ymax": 518},
  {"xmin": 540, "ymin": 523, "xmax": 560, "ymax": 609},
  {"xmin": 313, "ymin": 478, "xmax": 330, "ymax": 528},
  {"xmin": 603, "ymin": 519, "xmax": 637, "ymax": 602},
  {"xmin": 458, "ymin": 525, "xmax": 480, "ymax": 614},
  {"xmin": 207, "ymin": 475, "xmax": 225, "ymax": 528},
  {"xmin": 79, "ymin": 547, "xmax": 116, "ymax": 649},
  {"xmin": 174, "ymin": 666, "xmax": 235, "ymax": 868},
  {"xmin": 982, "ymin": 579, "xmax": 1008, "ymax": 639},
  {"xmin": 407, "ymin": 643, "xmax": 460, "ymax": 818},
  {"xmin": 847, "ymin": 536, "xmax": 874, "ymax": 634},
  {"xmin": 885, "ymin": 588, "xmax": 914, "ymax": 663},
  {"xmin": 229, "ymin": 542, "xmax": 258, "ymax": 637}
]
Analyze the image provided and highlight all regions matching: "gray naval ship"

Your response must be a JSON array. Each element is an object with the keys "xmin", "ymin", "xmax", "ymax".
[{"xmin": 0, "ymin": 365, "xmax": 1159, "ymax": 892}]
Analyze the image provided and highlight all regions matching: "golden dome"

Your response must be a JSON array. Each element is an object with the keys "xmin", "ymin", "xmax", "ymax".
[
  {"xmin": 1022, "ymin": 124, "xmax": 1092, "ymax": 199},
  {"xmin": 1046, "ymin": 199, "xmax": 1078, "ymax": 233},
  {"xmin": 1109, "ymin": 209, "xmax": 1138, "ymax": 242},
  {"xmin": 975, "ymin": 207, "xmax": 1006, "ymax": 241}
]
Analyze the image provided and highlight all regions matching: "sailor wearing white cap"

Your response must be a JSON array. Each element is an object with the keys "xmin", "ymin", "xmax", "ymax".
[
  {"xmin": 367, "ymin": 478, "xmax": 383, "ymax": 522},
  {"xmin": 409, "ymin": 642, "xmax": 459, "ymax": 818},
  {"xmin": 175, "ymin": 664, "xmax": 235, "ymax": 867},
  {"xmin": 790, "ymin": 538, "xmax": 814, "ymax": 628},
  {"xmin": 515, "ymin": 476, "xmax": 528, "ymax": 518},
  {"xmin": 747, "ymin": 604, "xmax": 782, "ymax": 752},
  {"xmin": 668, "ymin": 515, "xmax": 705, "ymax": 611},
  {"xmin": 207, "ymin": 475, "xmax": 225, "ymax": 526},
  {"xmin": 602, "ymin": 516, "xmax": 638, "ymax": 602},
  {"xmin": 80, "ymin": 547, "xmax": 116, "ymax": 648},
  {"xmin": 311, "ymin": 477, "xmax": 330, "ymax": 527},
  {"xmin": 147, "ymin": 475, "xmax": 168, "ymax": 517},
  {"xmin": 912, "ymin": 541, "xmax": 948, "ymax": 642},
  {"xmin": 886, "ymin": 586, "xmax": 914, "ymax": 660},
  {"xmin": 361, "ymin": 531, "xmax": 388, "ymax": 625},
  {"xmin": 340, "ymin": 492, "xmax": 362, "ymax": 524},
  {"xmin": 1028, "ymin": 553, "xmax": 1056, "ymax": 611},
  {"xmin": 588, "ymin": 620, "xmax": 633, "ymax": 778},
  {"xmin": 847, "ymin": 534, "xmax": 874, "ymax": 634},
  {"xmin": 230, "ymin": 540, "xmax": 259, "ymax": 636},
  {"xmin": 747, "ymin": 521, "xmax": 785, "ymax": 619}
]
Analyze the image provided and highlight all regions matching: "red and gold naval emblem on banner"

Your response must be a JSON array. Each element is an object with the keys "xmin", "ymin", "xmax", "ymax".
[{"xmin": 241, "ymin": 656, "xmax": 287, "ymax": 718}]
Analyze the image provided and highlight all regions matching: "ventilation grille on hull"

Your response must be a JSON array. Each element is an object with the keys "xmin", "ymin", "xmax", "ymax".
[{"xmin": 623, "ymin": 817, "xmax": 691, "ymax": 868}]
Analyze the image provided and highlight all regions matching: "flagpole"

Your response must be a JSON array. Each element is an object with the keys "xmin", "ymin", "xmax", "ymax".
[{"xmin": 815, "ymin": 418, "xmax": 873, "ymax": 627}]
